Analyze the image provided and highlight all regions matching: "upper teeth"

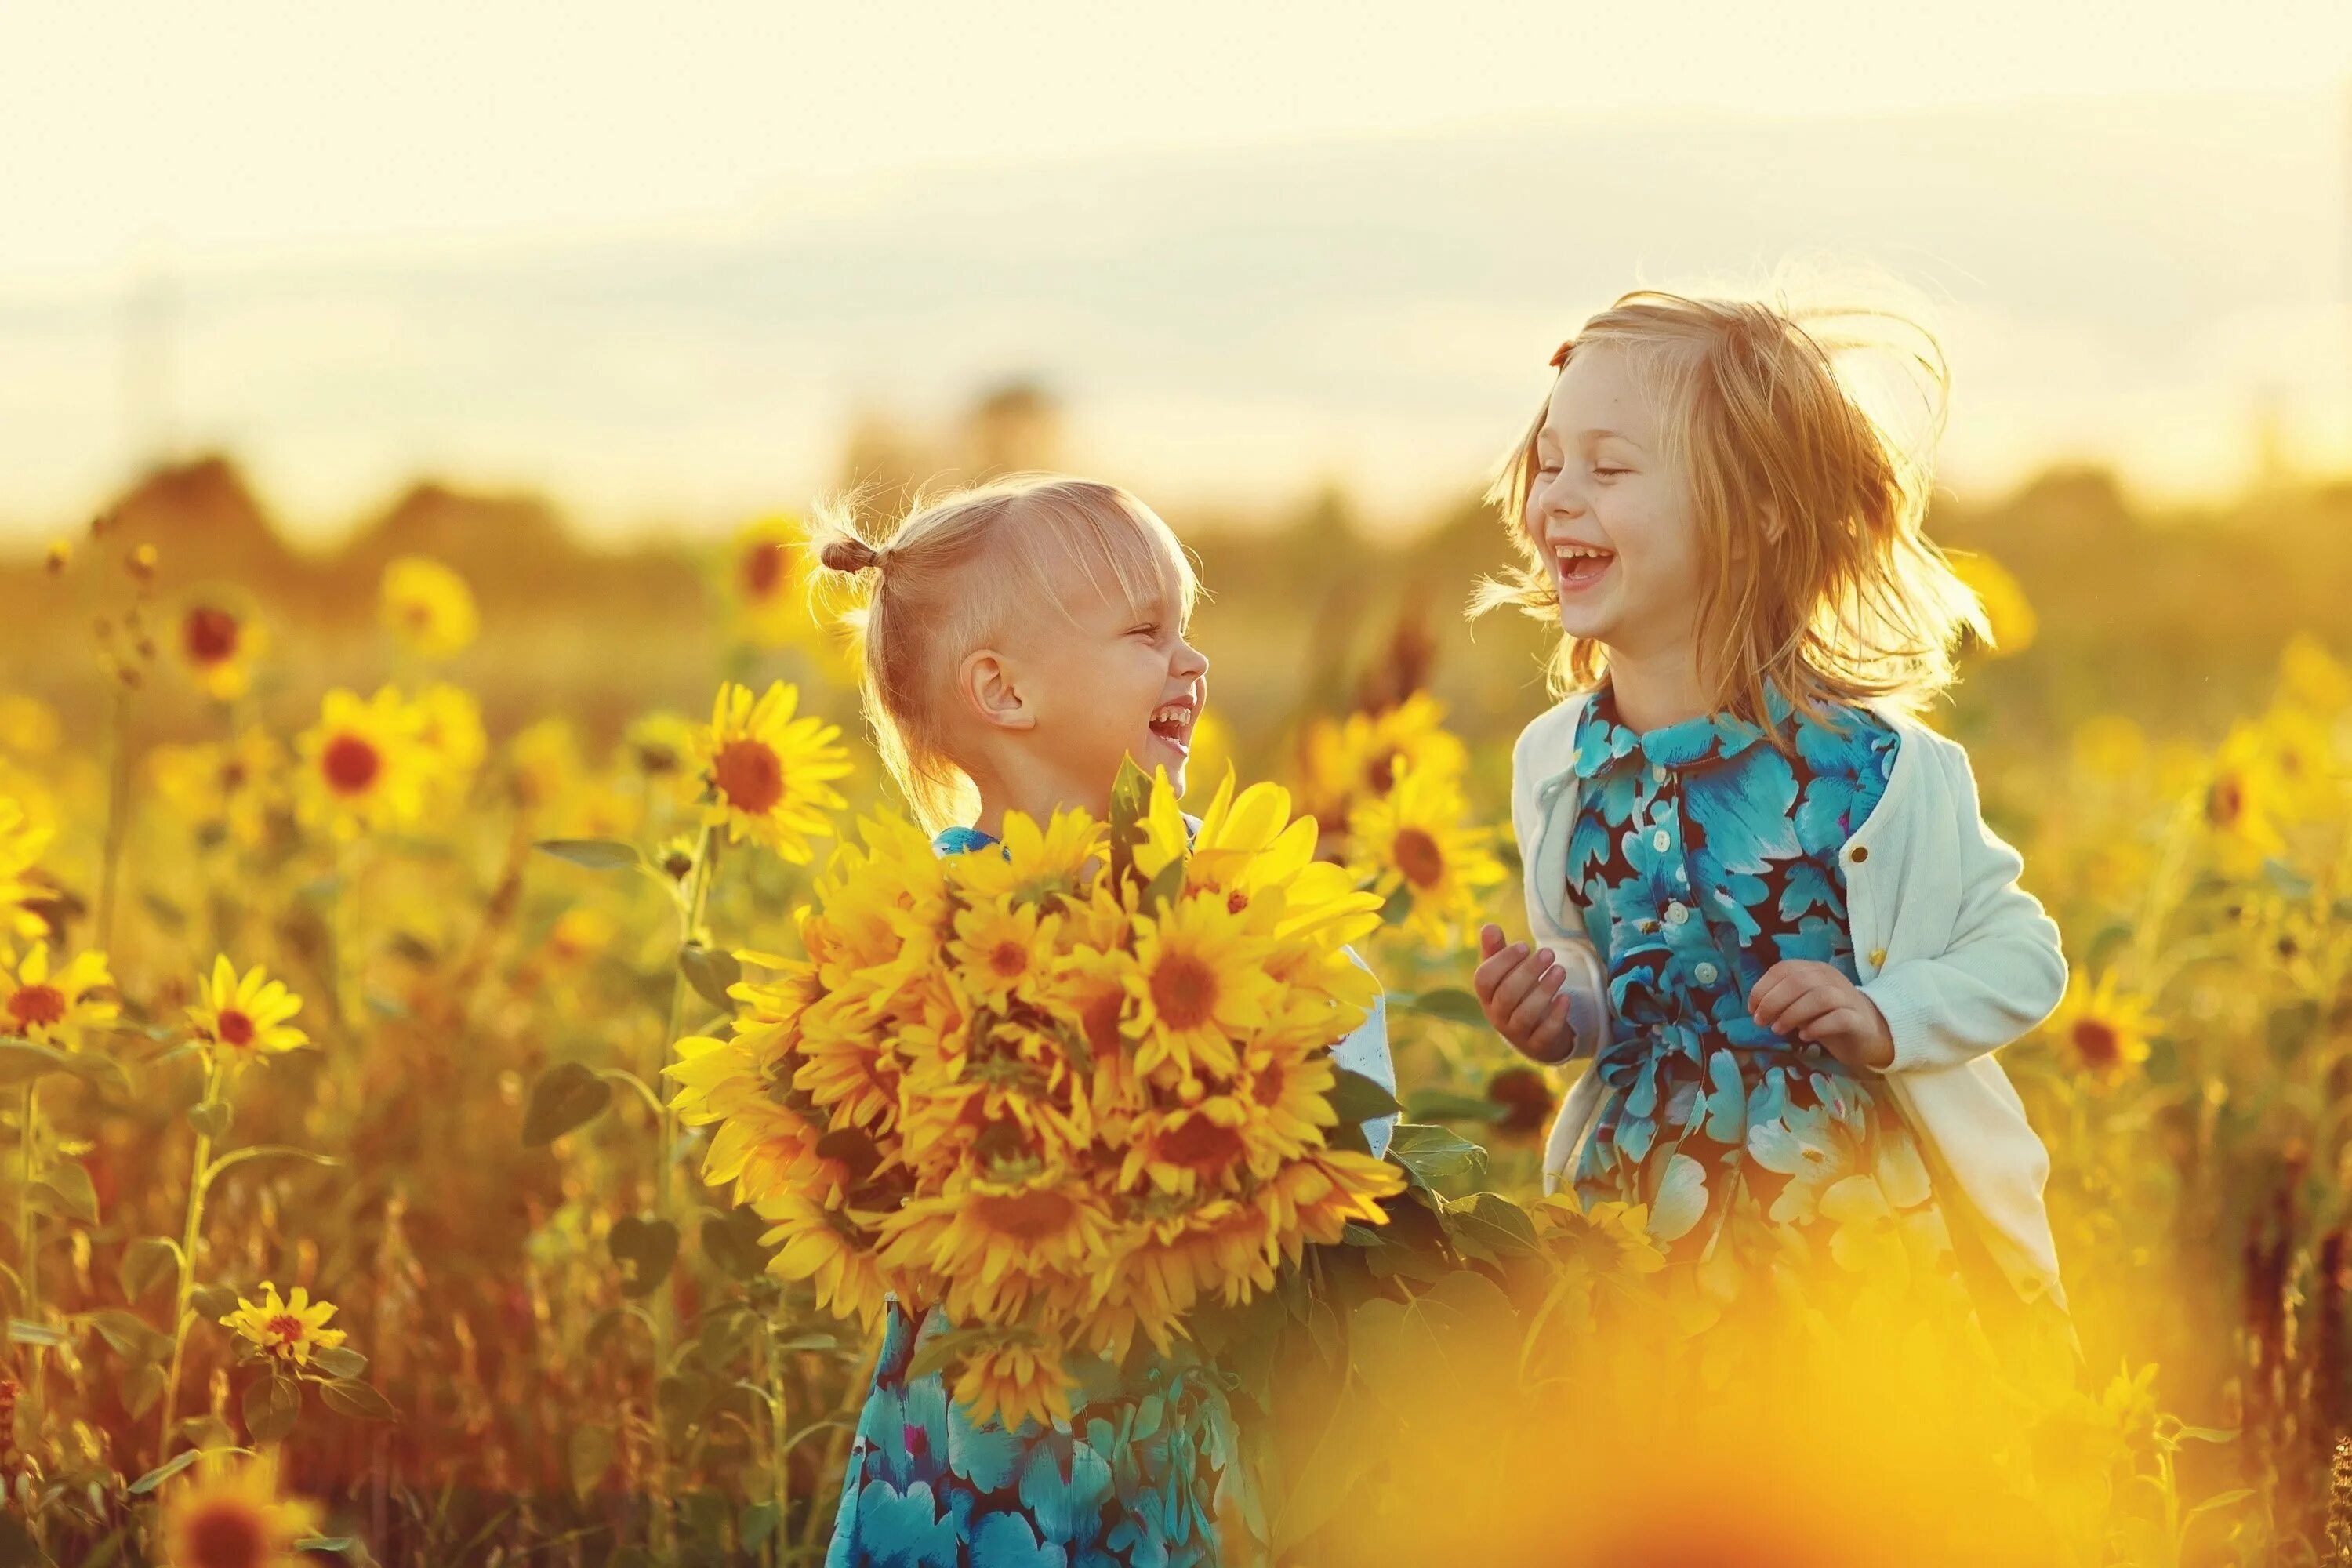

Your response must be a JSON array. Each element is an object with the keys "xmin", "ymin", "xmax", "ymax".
[
  {"xmin": 1555, "ymin": 544, "xmax": 1610, "ymax": 559},
  {"xmin": 1152, "ymin": 706, "xmax": 1190, "ymax": 725}
]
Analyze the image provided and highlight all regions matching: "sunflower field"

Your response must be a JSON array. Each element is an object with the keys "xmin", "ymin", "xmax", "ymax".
[{"xmin": 0, "ymin": 463, "xmax": 2349, "ymax": 1567}]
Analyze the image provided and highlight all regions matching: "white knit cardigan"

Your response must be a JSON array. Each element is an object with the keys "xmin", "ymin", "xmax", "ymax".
[{"xmin": 1509, "ymin": 693, "xmax": 2069, "ymax": 1307}]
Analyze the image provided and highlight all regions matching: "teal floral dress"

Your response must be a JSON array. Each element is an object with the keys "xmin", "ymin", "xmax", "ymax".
[{"xmin": 1564, "ymin": 688, "xmax": 1969, "ymax": 1312}]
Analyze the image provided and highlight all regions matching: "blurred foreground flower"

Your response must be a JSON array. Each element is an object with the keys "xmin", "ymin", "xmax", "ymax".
[
  {"xmin": 161, "ymin": 1450, "xmax": 324, "ymax": 1568},
  {"xmin": 381, "ymin": 554, "xmax": 478, "ymax": 660}
]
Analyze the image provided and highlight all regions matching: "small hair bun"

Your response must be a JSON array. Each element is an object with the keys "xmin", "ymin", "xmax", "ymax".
[{"xmin": 819, "ymin": 535, "xmax": 884, "ymax": 575}]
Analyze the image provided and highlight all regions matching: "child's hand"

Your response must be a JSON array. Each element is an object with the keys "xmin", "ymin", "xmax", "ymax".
[
  {"xmin": 1748, "ymin": 960, "xmax": 1895, "ymax": 1071},
  {"xmin": 1473, "ymin": 924, "xmax": 1578, "ymax": 1063}
]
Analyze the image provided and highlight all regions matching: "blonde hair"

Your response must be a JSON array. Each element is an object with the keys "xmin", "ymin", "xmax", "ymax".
[
  {"xmin": 810, "ymin": 474, "xmax": 1200, "ymax": 832},
  {"xmin": 1472, "ymin": 286, "xmax": 1987, "ymax": 732}
]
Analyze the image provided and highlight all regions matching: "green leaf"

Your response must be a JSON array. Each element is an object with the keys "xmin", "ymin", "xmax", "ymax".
[
  {"xmin": 188, "ymin": 1285, "xmax": 242, "ymax": 1323},
  {"xmin": 308, "ymin": 1345, "xmax": 369, "ymax": 1380},
  {"xmin": 1392, "ymin": 987, "xmax": 1487, "ymax": 1028},
  {"xmin": 1405, "ymin": 1089, "xmax": 1508, "ymax": 1124},
  {"xmin": 81, "ymin": 1308, "xmax": 171, "ymax": 1363},
  {"xmin": 128, "ymin": 1446, "xmax": 205, "ymax": 1494},
  {"xmin": 534, "ymin": 838, "xmax": 644, "ymax": 871},
  {"xmin": 0, "ymin": 1039, "xmax": 71, "ymax": 1087},
  {"xmin": 291, "ymin": 1538, "xmax": 358, "ymax": 1556},
  {"xmin": 655, "ymin": 1371, "xmax": 709, "ymax": 1438},
  {"xmin": 569, "ymin": 1420, "xmax": 617, "ymax": 1501},
  {"xmin": 1386, "ymin": 1123, "xmax": 1488, "ymax": 1189},
  {"xmin": 243, "ymin": 1373, "xmax": 300, "ymax": 1443},
  {"xmin": 1348, "ymin": 1269, "xmax": 1515, "ymax": 1406},
  {"xmin": 118, "ymin": 1236, "xmax": 183, "ymax": 1305},
  {"xmin": 1377, "ymin": 885, "xmax": 1414, "ymax": 927},
  {"xmin": 738, "ymin": 1499, "xmax": 780, "ymax": 1551},
  {"xmin": 116, "ymin": 1359, "xmax": 167, "ymax": 1419},
  {"xmin": 700, "ymin": 1207, "xmax": 770, "ymax": 1281},
  {"xmin": 1327, "ymin": 1067, "xmax": 1403, "ymax": 1125},
  {"xmin": 1440, "ymin": 1192, "xmax": 1541, "ymax": 1265},
  {"xmin": 32, "ymin": 1162, "xmax": 98, "ymax": 1225},
  {"xmin": 318, "ymin": 1378, "xmax": 398, "ymax": 1422},
  {"xmin": 187, "ymin": 1099, "xmax": 234, "ymax": 1142},
  {"xmin": 678, "ymin": 944, "xmax": 742, "ymax": 1012},
  {"xmin": 1106, "ymin": 757, "xmax": 1153, "ymax": 887},
  {"xmin": 1139, "ymin": 858, "xmax": 1185, "ymax": 914},
  {"xmin": 609, "ymin": 1215, "xmax": 680, "ymax": 1298},
  {"xmin": 522, "ymin": 1061, "xmax": 612, "ymax": 1147}
]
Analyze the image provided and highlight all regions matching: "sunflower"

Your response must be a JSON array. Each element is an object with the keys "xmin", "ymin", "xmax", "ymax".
[
  {"xmin": 722, "ymin": 515, "xmax": 825, "ymax": 651},
  {"xmin": 186, "ymin": 956, "xmax": 308, "ymax": 1063},
  {"xmin": 951, "ymin": 1334, "xmax": 1073, "ymax": 1432},
  {"xmin": 220, "ymin": 1280, "xmax": 349, "ymax": 1368},
  {"xmin": 949, "ymin": 897, "xmax": 1063, "ymax": 1011},
  {"xmin": 880, "ymin": 1176, "xmax": 1117, "ymax": 1324},
  {"xmin": 295, "ymin": 687, "xmax": 430, "ymax": 840},
  {"xmin": 161, "ymin": 1450, "xmax": 325, "ymax": 1568},
  {"xmin": 2278, "ymin": 632, "xmax": 2351, "ymax": 716},
  {"xmin": 1947, "ymin": 550, "xmax": 2037, "ymax": 656},
  {"xmin": 1347, "ymin": 762, "xmax": 1507, "ymax": 947},
  {"xmin": 150, "ymin": 727, "xmax": 290, "ymax": 851},
  {"xmin": 2256, "ymin": 703, "xmax": 2341, "ymax": 818},
  {"xmin": 760, "ymin": 1192, "xmax": 891, "ymax": 1329},
  {"xmin": 2, "ymin": 942, "xmax": 118, "ymax": 1052},
  {"xmin": 412, "ymin": 681, "xmax": 488, "ymax": 800},
  {"xmin": 1123, "ymin": 891, "xmax": 1277, "ymax": 1080},
  {"xmin": 2046, "ymin": 970, "xmax": 2157, "ymax": 1083},
  {"xmin": 695, "ymin": 681, "xmax": 852, "ymax": 862},
  {"xmin": 2200, "ymin": 723, "xmax": 2289, "ymax": 873},
  {"xmin": 506, "ymin": 717, "xmax": 584, "ymax": 815},
  {"xmin": 1300, "ymin": 691, "xmax": 1470, "ymax": 840},
  {"xmin": 175, "ymin": 597, "xmax": 267, "ymax": 702},
  {"xmin": 0, "ymin": 793, "xmax": 55, "ymax": 940},
  {"xmin": 950, "ymin": 807, "xmax": 1102, "ymax": 905},
  {"xmin": 381, "ymin": 554, "xmax": 478, "ymax": 659},
  {"xmin": 622, "ymin": 710, "xmax": 706, "ymax": 811}
]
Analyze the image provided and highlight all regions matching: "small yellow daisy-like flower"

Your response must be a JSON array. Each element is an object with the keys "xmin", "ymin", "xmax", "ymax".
[
  {"xmin": 186, "ymin": 956, "xmax": 308, "ymax": 1061},
  {"xmin": 695, "ymin": 681, "xmax": 851, "ymax": 862},
  {"xmin": 1346, "ymin": 763, "xmax": 1508, "ymax": 947},
  {"xmin": 381, "ymin": 554, "xmax": 478, "ymax": 660},
  {"xmin": 1947, "ymin": 549, "xmax": 2036, "ymax": 656},
  {"xmin": 176, "ymin": 598, "xmax": 267, "ymax": 702},
  {"xmin": 2, "ymin": 941, "xmax": 118, "ymax": 1053},
  {"xmin": 2046, "ymin": 969, "xmax": 2156, "ymax": 1084},
  {"xmin": 150, "ymin": 726, "xmax": 289, "ymax": 851},
  {"xmin": 295, "ymin": 687, "xmax": 430, "ymax": 840},
  {"xmin": 161, "ymin": 1448, "xmax": 325, "ymax": 1568},
  {"xmin": 220, "ymin": 1280, "xmax": 349, "ymax": 1368}
]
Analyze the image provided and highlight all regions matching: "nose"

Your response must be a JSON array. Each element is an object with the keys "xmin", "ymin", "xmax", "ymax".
[
  {"xmin": 1176, "ymin": 635, "xmax": 1209, "ymax": 684},
  {"xmin": 1531, "ymin": 471, "xmax": 1584, "ymax": 539}
]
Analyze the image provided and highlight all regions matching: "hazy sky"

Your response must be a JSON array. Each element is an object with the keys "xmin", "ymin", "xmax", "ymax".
[{"xmin": 4, "ymin": 2, "xmax": 2351, "ymax": 539}]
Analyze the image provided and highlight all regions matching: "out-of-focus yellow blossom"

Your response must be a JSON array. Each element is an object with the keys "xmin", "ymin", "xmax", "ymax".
[
  {"xmin": 381, "ymin": 554, "xmax": 479, "ymax": 660},
  {"xmin": 1181, "ymin": 707, "xmax": 1237, "ymax": 803},
  {"xmin": 2278, "ymin": 633, "xmax": 2350, "ymax": 715},
  {"xmin": 0, "ymin": 694, "xmax": 60, "ymax": 757},
  {"xmin": 412, "ymin": 681, "xmax": 488, "ymax": 803},
  {"xmin": 149, "ymin": 726, "xmax": 289, "ymax": 851},
  {"xmin": 295, "ymin": 688, "xmax": 431, "ymax": 840},
  {"xmin": 0, "ymin": 793, "xmax": 56, "ymax": 941},
  {"xmin": 1300, "ymin": 691, "xmax": 1471, "ymax": 843},
  {"xmin": 1347, "ymin": 763, "xmax": 1508, "ymax": 948},
  {"xmin": 175, "ymin": 598, "xmax": 267, "ymax": 702},
  {"xmin": 2046, "ymin": 969, "xmax": 2157, "ymax": 1084},
  {"xmin": 2070, "ymin": 714, "xmax": 2148, "ymax": 784},
  {"xmin": 2, "ymin": 941, "xmax": 118, "ymax": 1052},
  {"xmin": 723, "ymin": 516, "xmax": 821, "ymax": 650},
  {"xmin": 506, "ymin": 717, "xmax": 584, "ymax": 816},
  {"xmin": 622, "ymin": 710, "xmax": 706, "ymax": 811},
  {"xmin": 2255, "ymin": 703, "xmax": 2340, "ymax": 818},
  {"xmin": 1947, "ymin": 550, "xmax": 2037, "ymax": 656},
  {"xmin": 542, "ymin": 906, "xmax": 619, "ymax": 968},
  {"xmin": 220, "ymin": 1280, "xmax": 348, "ymax": 1368},
  {"xmin": 2201, "ymin": 722, "xmax": 2288, "ymax": 872},
  {"xmin": 694, "ymin": 681, "xmax": 851, "ymax": 862},
  {"xmin": 161, "ymin": 1450, "xmax": 325, "ymax": 1568},
  {"xmin": 186, "ymin": 956, "xmax": 308, "ymax": 1062}
]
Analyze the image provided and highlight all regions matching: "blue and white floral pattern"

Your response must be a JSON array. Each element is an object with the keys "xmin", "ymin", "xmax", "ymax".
[{"xmin": 1564, "ymin": 686, "xmax": 1964, "ymax": 1303}]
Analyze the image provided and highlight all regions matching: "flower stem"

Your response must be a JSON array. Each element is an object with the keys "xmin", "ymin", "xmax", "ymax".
[
  {"xmin": 156, "ymin": 1058, "xmax": 219, "ymax": 1465},
  {"xmin": 16, "ymin": 1081, "xmax": 40, "ymax": 1414}
]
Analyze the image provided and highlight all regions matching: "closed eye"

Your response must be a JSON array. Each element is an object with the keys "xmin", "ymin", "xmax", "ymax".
[{"xmin": 1592, "ymin": 466, "xmax": 1628, "ymax": 478}]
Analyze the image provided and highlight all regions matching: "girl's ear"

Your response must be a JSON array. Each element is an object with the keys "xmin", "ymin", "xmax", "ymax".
[{"xmin": 959, "ymin": 648, "xmax": 1036, "ymax": 733}]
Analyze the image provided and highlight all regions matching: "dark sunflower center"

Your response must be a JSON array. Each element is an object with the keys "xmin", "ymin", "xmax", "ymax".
[
  {"xmin": 185, "ymin": 1500, "xmax": 270, "ymax": 1568},
  {"xmin": 989, "ymin": 942, "xmax": 1028, "ymax": 979},
  {"xmin": 266, "ymin": 1314, "xmax": 304, "ymax": 1345},
  {"xmin": 971, "ymin": 1188, "xmax": 1076, "ymax": 1243},
  {"xmin": 322, "ymin": 735, "xmax": 381, "ymax": 795},
  {"xmin": 1150, "ymin": 954, "xmax": 1218, "ymax": 1032},
  {"xmin": 1393, "ymin": 827, "xmax": 1446, "ymax": 890},
  {"xmin": 1160, "ymin": 1114, "xmax": 1244, "ymax": 1174},
  {"xmin": 182, "ymin": 607, "xmax": 240, "ymax": 664},
  {"xmin": 2071, "ymin": 1019, "xmax": 2121, "ymax": 1069},
  {"xmin": 741, "ymin": 541, "xmax": 787, "ymax": 598},
  {"xmin": 713, "ymin": 739, "xmax": 785, "ymax": 816},
  {"xmin": 216, "ymin": 1009, "xmax": 256, "ymax": 1047},
  {"xmin": 8, "ymin": 984, "xmax": 65, "ymax": 1029},
  {"xmin": 2205, "ymin": 775, "xmax": 2245, "ymax": 829}
]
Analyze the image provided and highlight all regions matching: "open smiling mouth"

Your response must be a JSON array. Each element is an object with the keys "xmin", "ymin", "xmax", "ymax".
[
  {"xmin": 1147, "ymin": 699, "xmax": 1197, "ymax": 756},
  {"xmin": 1555, "ymin": 542, "xmax": 1614, "ymax": 591}
]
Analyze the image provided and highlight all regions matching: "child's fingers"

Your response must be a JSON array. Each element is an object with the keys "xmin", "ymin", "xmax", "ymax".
[
  {"xmin": 1484, "ymin": 946, "xmax": 1556, "ymax": 1018},
  {"xmin": 1523, "ymin": 996, "xmax": 1576, "ymax": 1062},
  {"xmin": 1746, "ymin": 960, "xmax": 1828, "ymax": 1026},
  {"xmin": 1504, "ymin": 964, "xmax": 1568, "ymax": 1040},
  {"xmin": 1767, "ymin": 986, "xmax": 1846, "ymax": 1039},
  {"xmin": 1472, "ymin": 941, "xmax": 1530, "ymax": 1003},
  {"xmin": 1479, "ymin": 924, "xmax": 1507, "ymax": 961}
]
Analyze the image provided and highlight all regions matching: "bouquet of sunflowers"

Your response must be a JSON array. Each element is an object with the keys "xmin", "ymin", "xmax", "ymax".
[{"xmin": 666, "ymin": 764, "xmax": 1405, "ymax": 1426}]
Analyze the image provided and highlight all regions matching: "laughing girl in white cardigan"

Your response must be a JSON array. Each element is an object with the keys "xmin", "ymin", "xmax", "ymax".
[{"xmin": 1470, "ymin": 289, "xmax": 2069, "ymax": 1337}]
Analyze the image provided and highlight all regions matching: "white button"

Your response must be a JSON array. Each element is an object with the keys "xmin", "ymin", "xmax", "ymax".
[
  {"xmin": 1694, "ymin": 961, "xmax": 1719, "ymax": 984},
  {"xmin": 1650, "ymin": 764, "xmax": 1667, "ymax": 783},
  {"xmin": 1664, "ymin": 902, "xmax": 1689, "ymax": 926},
  {"xmin": 1651, "ymin": 829, "xmax": 1671, "ymax": 851}
]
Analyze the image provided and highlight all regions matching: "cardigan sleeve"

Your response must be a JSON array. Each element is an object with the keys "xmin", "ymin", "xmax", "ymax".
[
  {"xmin": 1510, "ymin": 704, "xmax": 1610, "ymax": 1064},
  {"xmin": 1861, "ymin": 740, "xmax": 2067, "ymax": 1075}
]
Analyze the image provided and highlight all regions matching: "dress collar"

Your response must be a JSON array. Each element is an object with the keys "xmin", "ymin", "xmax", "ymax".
[
  {"xmin": 932, "ymin": 825, "xmax": 1000, "ymax": 857},
  {"xmin": 1570, "ymin": 683, "xmax": 1794, "ymax": 778}
]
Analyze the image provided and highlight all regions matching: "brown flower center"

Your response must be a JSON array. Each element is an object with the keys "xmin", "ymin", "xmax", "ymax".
[
  {"xmin": 1393, "ymin": 827, "xmax": 1446, "ymax": 890},
  {"xmin": 266, "ymin": 1314, "xmax": 305, "ymax": 1346},
  {"xmin": 971, "ymin": 1188, "xmax": 1076, "ymax": 1243},
  {"xmin": 8, "ymin": 984, "xmax": 66, "ymax": 1029},
  {"xmin": 740, "ymin": 540, "xmax": 788, "ymax": 599},
  {"xmin": 2205, "ymin": 772, "xmax": 2245, "ymax": 829},
  {"xmin": 1080, "ymin": 990, "xmax": 1125, "ymax": 1058},
  {"xmin": 713, "ymin": 739, "xmax": 785, "ymax": 816},
  {"xmin": 1159, "ymin": 1113, "xmax": 1244, "ymax": 1174},
  {"xmin": 989, "ymin": 942, "xmax": 1028, "ymax": 980},
  {"xmin": 321, "ymin": 734, "xmax": 382, "ymax": 795},
  {"xmin": 184, "ymin": 1498, "xmax": 270, "ymax": 1568},
  {"xmin": 1363, "ymin": 748, "xmax": 1400, "ymax": 797},
  {"xmin": 2071, "ymin": 1018, "xmax": 2121, "ymax": 1070},
  {"xmin": 182, "ymin": 606, "xmax": 240, "ymax": 665},
  {"xmin": 1150, "ymin": 953, "xmax": 1218, "ymax": 1032},
  {"xmin": 216, "ymin": 1009, "xmax": 256, "ymax": 1048}
]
